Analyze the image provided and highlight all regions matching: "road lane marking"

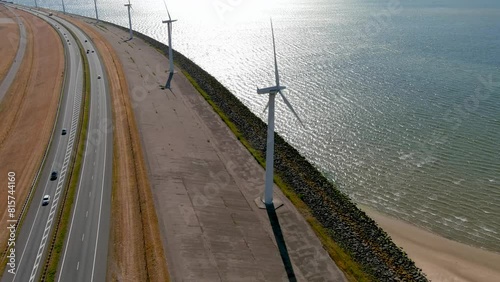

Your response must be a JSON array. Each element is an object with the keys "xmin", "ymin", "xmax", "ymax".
[
  {"xmin": 91, "ymin": 56, "xmax": 109, "ymax": 282},
  {"xmin": 57, "ymin": 28, "xmax": 103, "ymax": 280},
  {"xmin": 77, "ymin": 262, "xmax": 79, "ymax": 271},
  {"xmin": 82, "ymin": 234, "xmax": 85, "ymax": 241},
  {"xmin": 30, "ymin": 18, "xmax": 82, "ymax": 258}
]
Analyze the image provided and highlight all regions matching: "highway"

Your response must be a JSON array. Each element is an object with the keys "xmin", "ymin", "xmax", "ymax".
[
  {"xmin": 53, "ymin": 15, "xmax": 112, "ymax": 282},
  {"xmin": 1, "ymin": 5, "xmax": 112, "ymax": 282},
  {"xmin": 0, "ymin": 6, "xmax": 84, "ymax": 282},
  {"xmin": 0, "ymin": 5, "xmax": 27, "ymax": 102}
]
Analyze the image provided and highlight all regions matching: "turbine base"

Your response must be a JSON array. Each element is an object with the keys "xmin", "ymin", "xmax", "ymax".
[{"xmin": 254, "ymin": 196, "xmax": 283, "ymax": 210}]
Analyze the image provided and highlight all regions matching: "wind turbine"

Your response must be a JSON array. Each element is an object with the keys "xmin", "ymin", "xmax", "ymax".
[
  {"xmin": 93, "ymin": 0, "xmax": 99, "ymax": 22},
  {"xmin": 161, "ymin": 0, "xmax": 176, "ymax": 89},
  {"xmin": 256, "ymin": 19, "xmax": 304, "ymax": 208},
  {"xmin": 124, "ymin": 0, "xmax": 133, "ymax": 40},
  {"xmin": 61, "ymin": 0, "xmax": 66, "ymax": 14}
]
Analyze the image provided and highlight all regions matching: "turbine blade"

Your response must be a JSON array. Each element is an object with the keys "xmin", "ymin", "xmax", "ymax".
[
  {"xmin": 279, "ymin": 90, "xmax": 305, "ymax": 127},
  {"xmin": 263, "ymin": 101, "xmax": 269, "ymax": 113},
  {"xmin": 162, "ymin": 0, "xmax": 171, "ymax": 20},
  {"xmin": 271, "ymin": 18, "xmax": 280, "ymax": 87}
]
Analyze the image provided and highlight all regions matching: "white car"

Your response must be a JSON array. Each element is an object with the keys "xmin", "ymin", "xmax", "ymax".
[{"xmin": 42, "ymin": 195, "xmax": 50, "ymax": 206}]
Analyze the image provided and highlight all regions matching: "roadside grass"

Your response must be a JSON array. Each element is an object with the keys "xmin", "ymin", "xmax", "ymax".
[
  {"xmin": 181, "ymin": 70, "xmax": 372, "ymax": 282},
  {"xmin": 42, "ymin": 30, "xmax": 91, "ymax": 281}
]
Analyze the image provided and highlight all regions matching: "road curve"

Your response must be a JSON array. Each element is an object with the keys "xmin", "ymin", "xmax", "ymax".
[
  {"xmin": 3, "ymin": 7, "xmax": 112, "ymax": 282},
  {"xmin": 0, "ymin": 6, "xmax": 84, "ymax": 282},
  {"xmin": 0, "ymin": 5, "xmax": 27, "ymax": 102},
  {"xmin": 54, "ymin": 15, "xmax": 113, "ymax": 282},
  {"xmin": 1, "ymin": 5, "xmax": 113, "ymax": 282}
]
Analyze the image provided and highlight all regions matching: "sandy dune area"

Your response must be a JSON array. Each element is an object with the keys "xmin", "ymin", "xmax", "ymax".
[
  {"xmin": 0, "ymin": 5, "xmax": 19, "ymax": 82},
  {"xmin": 0, "ymin": 8, "xmax": 63, "ymax": 253}
]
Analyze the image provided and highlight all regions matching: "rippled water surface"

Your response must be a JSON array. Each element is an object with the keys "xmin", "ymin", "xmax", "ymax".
[{"xmin": 18, "ymin": 0, "xmax": 500, "ymax": 251}]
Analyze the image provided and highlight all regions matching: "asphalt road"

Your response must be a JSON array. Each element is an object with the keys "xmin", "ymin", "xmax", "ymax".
[
  {"xmin": 0, "ymin": 5, "xmax": 27, "ymax": 102},
  {"xmin": 1, "ymin": 6, "xmax": 112, "ymax": 282},
  {"xmin": 0, "ymin": 7, "xmax": 84, "ymax": 282},
  {"xmin": 53, "ymin": 15, "xmax": 113, "ymax": 282}
]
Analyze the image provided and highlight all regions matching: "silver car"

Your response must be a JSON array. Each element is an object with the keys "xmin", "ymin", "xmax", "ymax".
[{"xmin": 42, "ymin": 195, "xmax": 50, "ymax": 206}]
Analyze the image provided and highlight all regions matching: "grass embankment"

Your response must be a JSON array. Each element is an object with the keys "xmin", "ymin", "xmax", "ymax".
[
  {"xmin": 104, "ymin": 22, "xmax": 427, "ymax": 281},
  {"xmin": 41, "ymin": 27, "xmax": 91, "ymax": 281}
]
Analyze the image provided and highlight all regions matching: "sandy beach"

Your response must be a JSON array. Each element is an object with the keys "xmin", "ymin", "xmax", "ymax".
[{"xmin": 362, "ymin": 206, "xmax": 500, "ymax": 282}]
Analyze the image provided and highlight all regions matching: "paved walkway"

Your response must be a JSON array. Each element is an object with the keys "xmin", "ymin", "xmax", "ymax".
[
  {"xmin": 0, "ymin": 5, "xmax": 27, "ymax": 102},
  {"xmin": 90, "ymin": 21, "xmax": 347, "ymax": 282}
]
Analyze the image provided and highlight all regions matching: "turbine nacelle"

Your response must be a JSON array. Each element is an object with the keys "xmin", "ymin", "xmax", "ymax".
[
  {"xmin": 257, "ymin": 85, "xmax": 286, "ymax": 95},
  {"xmin": 162, "ymin": 19, "xmax": 177, "ymax": 23}
]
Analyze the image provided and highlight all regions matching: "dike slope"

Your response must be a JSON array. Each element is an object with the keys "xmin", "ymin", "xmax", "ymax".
[
  {"xmin": 125, "ymin": 29, "xmax": 428, "ymax": 281},
  {"xmin": 132, "ymin": 33, "xmax": 427, "ymax": 281},
  {"xmin": 61, "ymin": 13, "xmax": 426, "ymax": 281}
]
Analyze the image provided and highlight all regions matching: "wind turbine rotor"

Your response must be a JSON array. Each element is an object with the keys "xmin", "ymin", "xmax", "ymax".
[{"xmin": 278, "ymin": 90, "xmax": 305, "ymax": 127}]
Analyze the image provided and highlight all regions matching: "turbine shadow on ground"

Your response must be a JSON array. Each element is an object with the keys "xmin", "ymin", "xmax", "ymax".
[{"xmin": 265, "ymin": 203, "xmax": 297, "ymax": 282}]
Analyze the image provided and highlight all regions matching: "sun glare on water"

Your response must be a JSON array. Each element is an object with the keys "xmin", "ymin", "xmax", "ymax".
[{"xmin": 161, "ymin": 0, "xmax": 281, "ymax": 25}]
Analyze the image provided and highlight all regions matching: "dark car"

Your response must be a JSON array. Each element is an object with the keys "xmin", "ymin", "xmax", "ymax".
[
  {"xmin": 62, "ymin": 129, "xmax": 67, "ymax": 135},
  {"xmin": 50, "ymin": 171, "xmax": 58, "ymax": 181}
]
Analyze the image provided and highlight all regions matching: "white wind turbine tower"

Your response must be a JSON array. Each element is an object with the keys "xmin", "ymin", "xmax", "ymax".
[
  {"xmin": 256, "ymin": 19, "xmax": 304, "ymax": 208},
  {"xmin": 93, "ymin": 0, "xmax": 99, "ymax": 22},
  {"xmin": 61, "ymin": 0, "xmax": 65, "ymax": 13},
  {"xmin": 124, "ymin": 0, "xmax": 133, "ymax": 39},
  {"xmin": 161, "ymin": 0, "xmax": 176, "ymax": 89}
]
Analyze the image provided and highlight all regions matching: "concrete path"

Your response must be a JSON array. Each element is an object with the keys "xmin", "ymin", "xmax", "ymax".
[
  {"xmin": 0, "ymin": 5, "xmax": 27, "ymax": 102},
  {"xmin": 90, "ymin": 21, "xmax": 347, "ymax": 282}
]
